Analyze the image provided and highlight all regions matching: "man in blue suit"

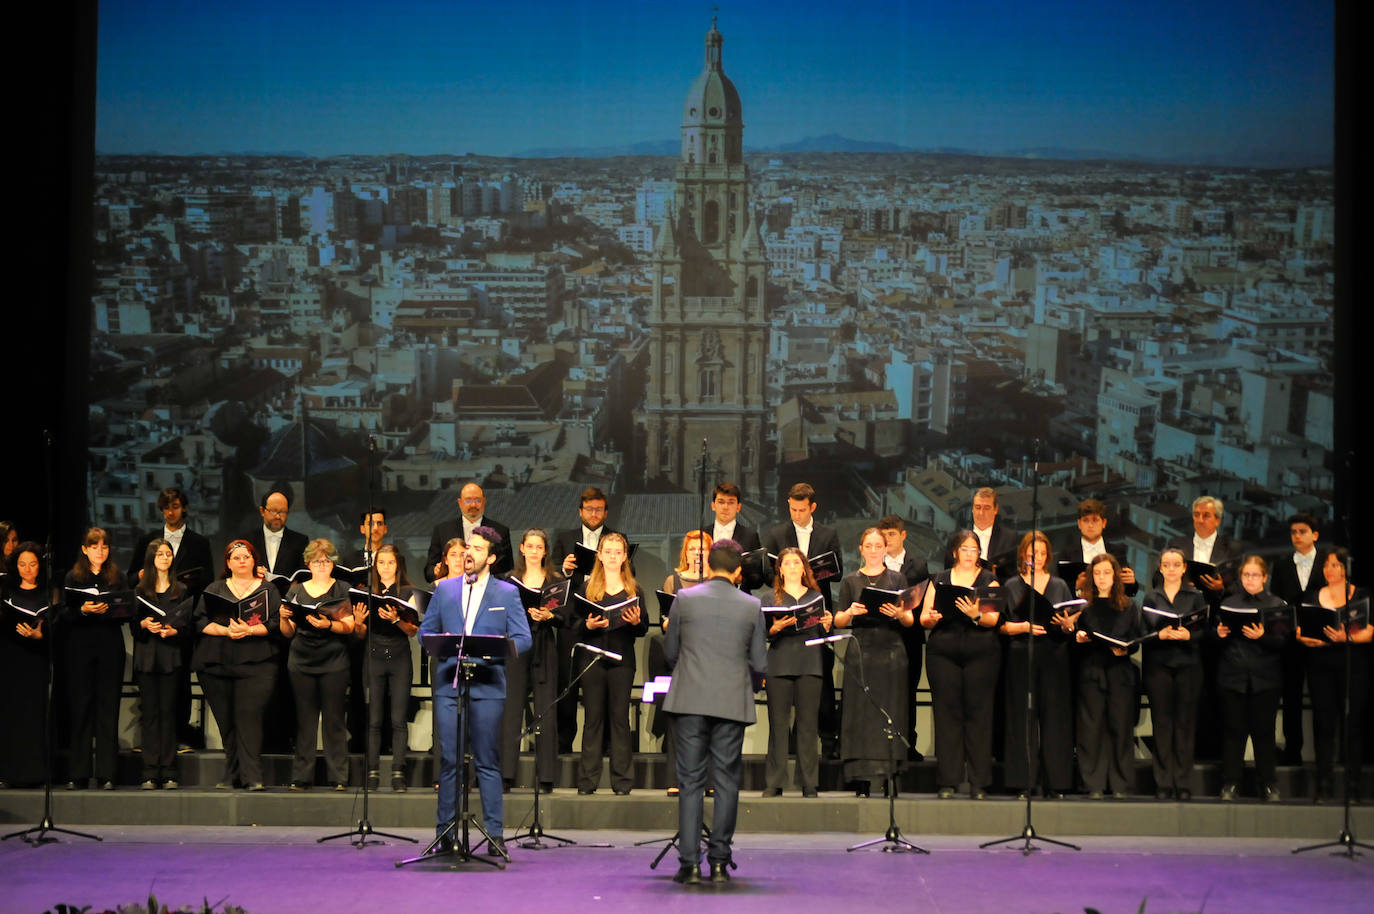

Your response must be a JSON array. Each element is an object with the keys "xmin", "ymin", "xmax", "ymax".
[
  {"xmin": 663, "ymin": 539, "xmax": 768, "ymax": 885},
  {"xmin": 420, "ymin": 527, "xmax": 531, "ymax": 857}
]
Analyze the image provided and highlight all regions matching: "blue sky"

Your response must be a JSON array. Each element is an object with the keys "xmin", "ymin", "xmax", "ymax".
[{"xmin": 96, "ymin": 0, "xmax": 1335, "ymax": 164}]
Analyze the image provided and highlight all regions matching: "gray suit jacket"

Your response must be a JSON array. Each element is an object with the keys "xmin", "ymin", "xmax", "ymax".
[{"xmin": 663, "ymin": 577, "xmax": 767, "ymax": 724}]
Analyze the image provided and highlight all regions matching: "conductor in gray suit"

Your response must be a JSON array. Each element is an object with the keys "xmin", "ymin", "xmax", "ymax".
[{"xmin": 663, "ymin": 539, "xmax": 768, "ymax": 885}]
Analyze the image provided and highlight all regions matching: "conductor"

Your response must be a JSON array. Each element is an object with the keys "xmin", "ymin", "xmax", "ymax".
[{"xmin": 663, "ymin": 539, "xmax": 768, "ymax": 885}]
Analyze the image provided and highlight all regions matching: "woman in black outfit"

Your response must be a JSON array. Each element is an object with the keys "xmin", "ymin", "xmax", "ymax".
[
  {"xmin": 575, "ymin": 532, "xmax": 646, "ymax": 795},
  {"xmin": 762, "ymin": 547, "xmax": 831, "ymax": 797},
  {"xmin": 919, "ymin": 529, "xmax": 1001, "ymax": 799},
  {"xmin": 1075, "ymin": 553, "xmax": 1143, "ymax": 799},
  {"xmin": 998, "ymin": 530, "xmax": 1076, "ymax": 799},
  {"xmin": 1297, "ymin": 547, "xmax": 1370, "ymax": 802},
  {"xmin": 194, "ymin": 539, "xmax": 280, "ymax": 790},
  {"xmin": 0, "ymin": 542, "xmax": 53, "ymax": 788},
  {"xmin": 62, "ymin": 527, "xmax": 127, "ymax": 790},
  {"xmin": 133, "ymin": 538, "xmax": 189, "ymax": 789},
  {"xmin": 280, "ymin": 537, "xmax": 356, "ymax": 790},
  {"xmin": 1141, "ymin": 547, "xmax": 1207, "ymax": 799},
  {"xmin": 1215, "ymin": 554, "xmax": 1286, "ymax": 802},
  {"xmin": 501, "ymin": 528, "xmax": 565, "ymax": 793},
  {"xmin": 355, "ymin": 543, "xmax": 417, "ymax": 792},
  {"xmin": 835, "ymin": 527, "xmax": 914, "ymax": 797}
]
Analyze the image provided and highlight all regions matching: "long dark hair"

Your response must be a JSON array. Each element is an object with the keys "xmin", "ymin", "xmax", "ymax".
[
  {"xmin": 369, "ymin": 543, "xmax": 411, "ymax": 591},
  {"xmin": 513, "ymin": 528, "xmax": 554, "ymax": 581},
  {"xmin": 135, "ymin": 538, "xmax": 186, "ymax": 600},
  {"xmin": 1081, "ymin": 553, "xmax": 1130, "ymax": 610},
  {"xmin": 72, "ymin": 527, "xmax": 120, "ymax": 586},
  {"xmin": 771, "ymin": 546, "xmax": 819, "ymax": 604}
]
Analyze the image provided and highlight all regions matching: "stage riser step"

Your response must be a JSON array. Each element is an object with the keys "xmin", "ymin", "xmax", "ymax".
[{"xmin": 1, "ymin": 790, "xmax": 1368, "ymax": 839}]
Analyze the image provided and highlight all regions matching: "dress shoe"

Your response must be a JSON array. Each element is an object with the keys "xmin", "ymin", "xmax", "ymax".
[
  {"xmin": 502, "ymin": 778, "xmax": 514, "ymax": 794},
  {"xmin": 666, "ymin": 786, "xmax": 680, "ymax": 796},
  {"xmin": 672, "ymin": 864, "xmax": 701, "ymax": 885},
  {"xmin": 802, "ymin": 788, "xmax": 819, "ymax": 798},
  {"xmin": 937, "ymin": 787, "xmax": 955, "ymax": 799},
  {"xmin": 1112, "ymin": 791, "xmax": 1129, "ymax": 800},
  {"xmin": 854, "ymin": 783, "xmax": 870, "ymax": 798},
  {"xmin": 1017, "ymin": 792, "xmax": 1029, "ymax": 801},
  {"xmin": 761, "ymin": 787, "xmax": 782, "ymax": 798},
  {"xmin": 177, "ymin": 744, "xmax": 195, "ymax": 755},
  {"xmin": 141, "ymin": 779, "xmax": 158, "ymax": 791},
  {"xmin": 214, "ymin": 781, "xmax": 232, "ymax": 790},
  {"xmin": 908, "ymin": 748, "xmax": 925, "ymax": 762},
  {"xmin": 709, "ymin": 861, "xmax": 731, "ymax": 883},
  {"xmin": 1089, "ymin": 790, "xmax": 1104, "ymax": 800},
  {"xmin": 289, "ymin": 782, "xmax": 311, "ymax": 791},
  {"xmin": 332, "ymin": 782, "xmax": 347, "ymax": 792},
  {"xmin": 613, "ymin": 787, "xmax": 632, "ymax": 796},
  {"xmin": 248, "ymin": 782, "xmax": 266, "ymax": 791},
  {"xmin": 1156, "ymin": 787, "xmax": 1174, "ymax": 800},
  {"xmin": 487, "ymin": 837, "xmax": 507, "ymax": 857},
  {"xmin": 100, "ymin": 779, "xmax": 115, "ymax": 791},
  {"xmin": 578, "ymin": 787, "xmax": 596, "ymax": 795},
  {"xmin": 882, "ymin": 782, "xmax": 899, "ymax": 799},
  {"xmin": 537, "ymin": 782, "xmax": 553, "ymax": 794},
  {"xmin": 163, "ymin": 779, "xmax": 179, "ymax": 790},
  {"xmin": 366, "ymin": 770, "xmax": 380, "ymax": 790},
  {"xmin": 706, "ymin": 787, "xmax": 715, "ymax": 797},
  {"xmin": 437, "ymin": 833, "xmax": 456, "ymax": 855},
  {"xmin": 392, "ymin": 775, "xmax": 408, "ymax": 792},
  {"xmin": 971, "ymin": 789, "xmax": 987, "ymax": 800},
  {"xmin": 1176, "ymin": 789, "xmax": 1191, "ymax": 801},
  {"xmin": 1219, "ymin": 784, "xmax": 1238, "ymax": 802},
  {"xmin": 1049, "ymin": 791, "xmax": 1066, "ymax": 800},
  {"xmin": 65, "ymin": 780, "xmax": 82, "ymax": 790},
  {"xmin": 1263, "ymin": 785, "xmax": 1281, "ymax": 803}
]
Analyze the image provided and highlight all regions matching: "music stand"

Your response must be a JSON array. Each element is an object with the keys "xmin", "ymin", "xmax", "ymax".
[{"xmin": 397, "ymin": 632, "xmax": 510, "ymax": 869}]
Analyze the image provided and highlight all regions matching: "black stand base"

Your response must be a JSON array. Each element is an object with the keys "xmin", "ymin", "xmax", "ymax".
[
  {"xmin": 396, "ymin": 814, "xmax": 505, "ymax": 869},
  {"xmin": 981, "ymin": 823, "xmax": 1081, "ymax": 855},
  {"xmin": 637, "ymin": 824, "xmax": 731, "ymax": 871},
  {"xmin": 317, "ymin": 817, "xmax": 417, "ymax": 849},
  {"xmin": 1292, "ymin": 829, "xmax": 1374, "ymax": 859},
  {"xmin": 3, "ymin": 814, "xmax": 103, "ymax": 847},
  {"xmin": 512, "ymin": 816, "xmax": 577, "ymax": 850},
  {"xmin": 847, "ymin": 823, "xmax": 930, "ymax": 854}
]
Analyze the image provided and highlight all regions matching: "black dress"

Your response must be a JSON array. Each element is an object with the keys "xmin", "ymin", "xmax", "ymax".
[
  {"xmin": 836, "ymin": 569, "xmax": 910, "ymax": 785},
  {"xmin": 574, "ymin": 585, "xmax": 647, "ymax": 793},
  {"xmin": 0, "ymin": 582, "xmax": 54, "ymax": 786},
  {"xmin": 61, "ymin": 568, "xmax": 129, "ymax": 785},
  {"xmin": 764, "ymin": 587, "xmax": 826, "ymax": 792},
  {"xmin": 1303, "ymin": 585, "xmax": 1370, "ymax": 797}
]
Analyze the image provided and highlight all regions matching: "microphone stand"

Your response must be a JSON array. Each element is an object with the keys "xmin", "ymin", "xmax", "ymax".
[
  {"xmin": 510, "ymin": 642, "xmax": 609, "ymax": 849},
  {"xmin": 841, "ymin": 632, "xmax": 928, "ymax": 854},
  {"xmin": 319, "ymin": 438, "xmax": 414, "ymax": 849},
  {"xmin": 5, "ymin": 429, "xmax": 101, "ymax": 847},
  {"xmin": 982, "ymin": 439, "xmax": 1079, "ymax": 855}
]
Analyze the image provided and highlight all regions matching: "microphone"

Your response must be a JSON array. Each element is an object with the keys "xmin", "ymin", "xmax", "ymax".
[
  {"xmin": 575, "ymin": 642, "xmax": 623, "ymax": 662},
  {"xmin": 805, "ymin": 631, "xmax": 853, "ymax": 647}
]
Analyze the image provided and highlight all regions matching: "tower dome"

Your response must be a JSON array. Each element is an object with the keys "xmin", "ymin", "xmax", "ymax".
[{"xmin": 681, "ymin": 18, "xmax": 743, "ymax": 165}]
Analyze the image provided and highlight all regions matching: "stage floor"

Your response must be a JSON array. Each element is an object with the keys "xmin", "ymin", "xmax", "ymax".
[{"xmin": 2, "ymin": 826, "xmax": 1370, "ymax": 914}]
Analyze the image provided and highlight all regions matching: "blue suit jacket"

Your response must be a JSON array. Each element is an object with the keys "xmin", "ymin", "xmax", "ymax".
[{"xmin": 421, "ymin": 574, "xmax": 531, "ymax": 700}]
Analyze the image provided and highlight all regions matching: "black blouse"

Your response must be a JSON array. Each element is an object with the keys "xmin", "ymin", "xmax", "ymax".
[
  {"xmin": 283, "ymin": 578, "xmax": 353, "ymax": 674},
  {"xmin": 192, "ymin": 578, "xmax": 281, "ymax": 669},
  {"xmin": 765, "ymin": 586, "xmax": 825, "ymax": 677},
  {"xmin": 575, "ymin": 585, "xmax": 648, "ymax": 669}
]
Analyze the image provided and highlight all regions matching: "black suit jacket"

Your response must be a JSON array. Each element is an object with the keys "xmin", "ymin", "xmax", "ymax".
[
  {"xmin": 1051, "ymin": 533, "xmax": 1138, "ymax": 597},
  {"xmin": 710, "ymin": 520, "xmax": 764, "ymax": 590},
  {"xmin": 1269, "ymin": 550, "xmax": 1325, "ymax": 609},
  {"xmin": 128, "ymin": 527, "xmax": 214, "ymax": 595},
  {"xmin": 423, "ymin": 516, "xmax": 512, "ymax": 582},
  {"xmin": 552, "ymin": 524, "xmax": 625, "ymax": 590},
  {"xmin": 1161, "ymin": 531, "xmax": 1246, "ymax": 599},
  {"xmin": 976, "ymin": 521, "xmax": 1019, "ymax": 582},
  {"xmin": 763, "ymin": 521, "xmax": 843, "ymax": 610},
  {"xmin": 245, "ymin": 526, "xmax": 309, "ymax": 578}
]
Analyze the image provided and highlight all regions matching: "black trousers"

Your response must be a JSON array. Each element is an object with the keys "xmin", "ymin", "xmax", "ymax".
[
  {"xmin": 1002, "ymin": 640, "xmax": 1074, "ymax": 792},
  {"xmin": 1280, "ymin": 638, "xmax": 1306, "ymax": 756},
  {"xmin": 500, "ymin": 633, "xmax": 560, "ymax": 784},
  {"xmin": 1220, "ymin": 685, "xmax": 1280, "ymax": 789},
  {"xmin": 200, "ymin": 662, "xmax": 276, "ymax": 786},
  {"xmin": 926, "ymin": 632, "xmax": 1000, "ymax": 790},
  {"xmin": 1077, "ymin": 661, "xmax": 1138, "ymax": 795},
  {"xmin": 765, "ymin": 674, "xmax": 822, "ymax": 791},
  {"xmin": 555, "ymin": 627, "xmax": 581, "ymax": 753},
  {"xmin": 1143, "ymin": 661, "xmax": 1203, "ymax": 792},
  {"xmin": 674, "ymin": 714, "xmax": 744, "ymax": 868},
  {"xmin": 345, "ymin": 636, "xmax": 368, "ymax": 753},
  {"xmin": 577, "ymin": 659, "xmax": 635, "ymax": 792},
  {"xmin": 1306, "ymin": 647, "xmax": 1369, "ymax": 789},
  {"xmin": 63, "ymin": 628, "xmax": 124, "ymax": 782},
  {"xmin": 289, "ymin": 666, "xmax": 350, "ymax": 784},
  {"xmin": 136, "ymin": 668, "xmax": 179, "ymax": 780},
  {"xmin": 365, "ymin": 649, "xmax": 412, "ymax": 775}
]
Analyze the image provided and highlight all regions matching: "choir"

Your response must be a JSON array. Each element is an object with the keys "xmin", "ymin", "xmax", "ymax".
[{"xmin": 0, "ymin": 489, "xmax": 1368, "ymax": 809}]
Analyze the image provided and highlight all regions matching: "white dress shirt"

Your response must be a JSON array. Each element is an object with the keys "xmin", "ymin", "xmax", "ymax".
[
  {"xmin": 794, "ymin": 523, "xmax": 813, "ymax": 557},
  {"xmin": 163, "ymin": 525, "xmax": 185, "ymax": 557},
  {"xmin": 463, "ymin": 572, "xmax": 490, "ymax": 636},
  {"xmin": 1080, "ymin": 537, "xmax": 1106, "ymax": 563},
  {"xmin": 581, "ymin": 524, "xmax": 604, "ymax": 549},
  {"xmin": 974, "ymin": 525, "xmax": 993, "ymax": 560},
  {"xmin": 1295, "ymin": 549, "xmax": 1316, "ymax": 591},
  {"xmin": 713, "ymin": 520, "xmax": 737, "ymax": 543},
  {"xmin": 1192, "ymin": 531, "xmax": 1218, "ymax": 565},
  {"xmin": 263, "ymin": 526, "xmax": 283, "ymax": 571}
]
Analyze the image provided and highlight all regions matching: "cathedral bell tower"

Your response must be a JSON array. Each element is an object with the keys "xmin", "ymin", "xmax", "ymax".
[{"xmin": 637, "ymin": 19, "xmax": 769, "ymax": 498}]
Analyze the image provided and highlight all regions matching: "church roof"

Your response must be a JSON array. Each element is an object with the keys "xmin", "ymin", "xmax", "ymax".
[{"xmin": 682, "ymin": 19, "xmax": 742, "ymax": 130}]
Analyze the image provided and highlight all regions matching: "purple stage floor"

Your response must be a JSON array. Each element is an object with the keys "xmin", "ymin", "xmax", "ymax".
[{"xmin": 3, "ymin": 826, "xmax": 1371, "ymax": 913}]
